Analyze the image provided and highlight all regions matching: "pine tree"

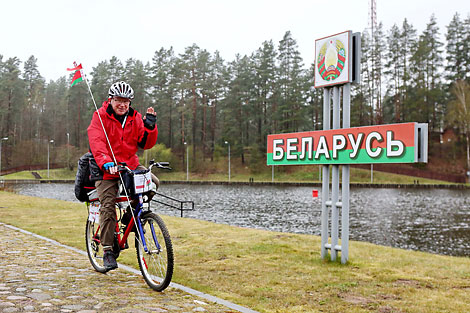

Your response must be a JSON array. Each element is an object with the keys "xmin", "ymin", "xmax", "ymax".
[
  {"xmin": 422, "ymin": 15, "xmax": 444, "ymax": 132},
  {"xmin": 462, "ymin": 15, "xmax": 470, "ymax": 80},
  {"xmin": 445, "ymin": 13, "xmax": 466, "ymax": 83},
  {"xmin": 91, "ymin": 60, "xmax": 112, "ymax": 102},
  {"xmin": 223, "ymin": 54, "xmax": 254, "ymax": 164},
  {"xmin": 277, "ymin": 31, "xmax": 305, "ymax": 132},
  {"xmin": 384, "ymin": 24, "xmax": 402, "ymax": 122},
  {"xmin": 357, "ymin": 29, "xmax": 374, "ymax": 125},
  {"xmin": 23, "ymin": 55, "xmax": 45, "ymax": 142},
  {"xmin": 108, "ymin": 56, "xmax": 124, "ymax": 83},
  {"xmin": 150, "ymin": 47, "xmax": 176, "ymax": 149},
  {"xmin": 0, "ymin": 57, "xmax": 25, "ymax": 144},
  {"xmin": 370, "ymin": 23, "xmax": 386, "ymax": 124},
  {"xmin": 253, "ymin": 40, "xmax": 277, "ymax": 150},
  {"xmin": 125, "ymin": 58, "xmax": 150, "ymax": 114},
  {"xmin": 399, "ymin": 18, "xmax": 418, "ymax": 122},
  {"xmin": 408, "ymin": 15, "xmax": 444, "ymax": 131},
  {"xmin": 206, "ymin": 51, "xmax": 227, "ymax": 160},
  {"xmin": 304, "ymin": 64, "xmax": 323, "ymax": 130},
  {"xmin": 180, "ymin": 44, "xmax": 202, "ymax": 163}
]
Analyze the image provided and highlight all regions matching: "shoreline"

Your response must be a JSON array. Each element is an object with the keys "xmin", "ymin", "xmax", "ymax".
[{"xmin": 1, "ymin": 178, "xmax": 468, "ymax": 189}]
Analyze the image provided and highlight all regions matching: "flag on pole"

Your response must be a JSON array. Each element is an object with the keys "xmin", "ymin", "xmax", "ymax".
[{"xmin": 67, "ymin": 62, "xmax": 83, "ymax": 86}]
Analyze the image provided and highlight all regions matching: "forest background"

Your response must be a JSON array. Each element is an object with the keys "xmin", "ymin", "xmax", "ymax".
[{"xmin": 1, "ymin": 13, "xmax": 470, "ymax": 181}]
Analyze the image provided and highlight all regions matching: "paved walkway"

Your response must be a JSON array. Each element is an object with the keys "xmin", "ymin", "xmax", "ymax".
[{"xmin": 0, "ymin": 223, "xmax": 251, "ymax": 313}]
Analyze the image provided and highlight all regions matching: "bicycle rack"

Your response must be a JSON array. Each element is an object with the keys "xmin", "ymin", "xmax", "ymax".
[{"xmin": 151, "ymin": 192, "xmax": 195, "ymax": 217}]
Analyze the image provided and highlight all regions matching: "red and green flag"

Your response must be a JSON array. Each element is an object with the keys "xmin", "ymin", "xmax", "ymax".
[{"xmin": 67, "ymin": 63, "xmax": 83, "ymax": 86}]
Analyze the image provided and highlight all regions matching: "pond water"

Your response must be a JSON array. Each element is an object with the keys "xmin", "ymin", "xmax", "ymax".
[{"xmin": 11, "ymin": 183, "xmax": 470, "ymax": 257}]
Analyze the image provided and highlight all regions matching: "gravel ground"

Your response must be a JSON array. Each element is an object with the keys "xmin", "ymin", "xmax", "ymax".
[{"xmin": 0, "ymin": 224, "xmax": 238, "ymax": 313}]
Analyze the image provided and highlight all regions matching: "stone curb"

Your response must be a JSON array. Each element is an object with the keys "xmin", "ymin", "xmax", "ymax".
[
  {"xmin": 1, "ymin": 222, "xmax": 259, "ymax": 313},
  {"xmin": 2, "ymin": 179, "xmax": 468, "ymax": 189}
]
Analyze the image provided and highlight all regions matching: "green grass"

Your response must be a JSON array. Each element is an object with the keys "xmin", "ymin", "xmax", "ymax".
[
  {"xmin": 2, "ymin": 168, "xmax": 75, "ymax": 180},
  {"xmin": 156, "ymin": 166, "xmax": 452, "ymax": 185},
  {"xmin": 2, "ymin": 164, "xmax": 454, "ymax": 185},
  {"xmin": 1, "ymin": 191, "xmax": 470, "ymax": 312}
]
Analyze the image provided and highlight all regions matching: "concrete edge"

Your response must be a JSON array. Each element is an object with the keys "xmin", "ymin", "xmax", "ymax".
[
  {"xmin": 2, "ymin": 178, "xmax": 469, "ymax": 189},
  {"xmin": 0, "ymin": 222, "xmax": 259, "ymax": 313}
]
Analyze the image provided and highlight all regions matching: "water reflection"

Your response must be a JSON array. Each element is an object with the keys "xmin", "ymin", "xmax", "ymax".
[{"xmin": 11, "ymin": 183, "xmax": 470, "ymax": 257}]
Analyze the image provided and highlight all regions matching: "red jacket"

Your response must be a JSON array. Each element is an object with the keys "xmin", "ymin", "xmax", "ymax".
[{"xmin": 87, "ymin": 100, "xmax": 158, "ymax": 180}]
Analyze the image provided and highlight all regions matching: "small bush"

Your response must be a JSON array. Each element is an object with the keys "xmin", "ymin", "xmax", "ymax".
[{"xmin": 139, "ymin": 144, "xmax": 177, "ymax": 169}]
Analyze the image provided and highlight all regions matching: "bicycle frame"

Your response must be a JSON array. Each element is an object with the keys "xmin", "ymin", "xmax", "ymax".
[{"xmin": 91, "ymin": 193, "xmax": 160, "ymax": 254}]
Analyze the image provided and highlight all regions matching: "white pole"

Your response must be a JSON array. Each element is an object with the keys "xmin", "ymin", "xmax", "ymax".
[
  {"xmin": 47, "ymin": 141, "xmax": 50, "ymax": 178},
  {"xmin": 228, "ymin": 143, "xmax": 231, "ymax": 182},
  {"xmin": 184, "ymin": 142, "xmax": 188, "ymax": 181},
  {"xmin": 66, "ymin": 133, "xmax": 70, "ymax": 170},
  {"xmin": 47, "ymin": 140, "xmax": 54, "ymax": 178},
  {"xmin": 0, "ymin": 137, "xmax": 7, "ymax": 177},
  {"xmin": 225, "ymin": 141, "xmax": 230, "ymax": 182},
  {"xmin": 371, "ymin": 164, "xmax": 373, "ymax": 183}
]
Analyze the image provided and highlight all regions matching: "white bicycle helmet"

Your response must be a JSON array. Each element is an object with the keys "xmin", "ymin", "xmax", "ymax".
[{"xmin": 108, "ymin": 81, "xmax": 134, "ymax": 99}]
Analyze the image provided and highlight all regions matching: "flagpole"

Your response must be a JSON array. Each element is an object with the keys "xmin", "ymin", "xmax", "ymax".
[{"xmin": 81, "ymin": 70, "xmax": 119, "ymax": 166}]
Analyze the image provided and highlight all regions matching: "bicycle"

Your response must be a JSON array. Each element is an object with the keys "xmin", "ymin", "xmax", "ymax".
[{"xmin": 84, "ymin": 160, "xmax": 174, "ymax": 292}]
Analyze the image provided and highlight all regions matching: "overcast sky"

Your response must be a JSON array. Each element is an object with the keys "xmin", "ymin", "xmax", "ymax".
[{"xmin": 1, "ymin": 0, "xmax": 468, "ymax": 81}]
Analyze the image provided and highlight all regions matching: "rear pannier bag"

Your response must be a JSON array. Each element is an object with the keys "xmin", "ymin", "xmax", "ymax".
[{"xmin": 74, "ymin": 152, "xmax": 103, "ymax": 202}]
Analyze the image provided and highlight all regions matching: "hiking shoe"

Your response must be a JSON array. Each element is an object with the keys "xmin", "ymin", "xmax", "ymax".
[{"xmin": 103, "ymin": 250, "xmax": 118, "ymax": 272}]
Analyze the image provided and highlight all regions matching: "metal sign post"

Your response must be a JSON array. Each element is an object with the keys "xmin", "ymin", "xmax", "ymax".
[
  {"xmin": 321, "ymin": 84, "xmax": 351, "ymax": 263},
  {"xmin": 266, "ymin": 30, "xmax": 427, "ymax": 264},
  {"xmin": 318, "ymin": 31, "xmax": 357, "ymax": 263}
]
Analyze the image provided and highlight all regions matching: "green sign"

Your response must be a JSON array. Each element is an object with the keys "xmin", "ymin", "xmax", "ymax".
[{"xmin": 267, "ymin": 122, "xmax": 427, "ymax": 165}]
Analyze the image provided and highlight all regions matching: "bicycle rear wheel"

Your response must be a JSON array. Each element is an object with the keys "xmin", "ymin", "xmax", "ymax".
[
  {"xmin": 85, "ymin": 219, "xmax": 107, "ymax": 273},
  {"xmin": 135, "ymin": 212, "xmax": 174, "ymax": 291}
]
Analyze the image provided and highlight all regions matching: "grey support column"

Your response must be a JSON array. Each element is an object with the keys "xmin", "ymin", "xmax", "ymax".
[
  {"xmin": 320, "ymin": 88, "xmax": 330, "ymax": 259},
  {"xmin": 330, "ymin": 86, "xmax": 340, "ymax": 261},
  {"xmin": 341, "ymin": 83, "xmax": 351, "ymax": 264}
]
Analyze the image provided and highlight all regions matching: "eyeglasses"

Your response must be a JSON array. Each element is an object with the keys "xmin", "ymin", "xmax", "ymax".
[{"xmin": 113, "ymin": 98, "xmax": 131, "ymax": 105}]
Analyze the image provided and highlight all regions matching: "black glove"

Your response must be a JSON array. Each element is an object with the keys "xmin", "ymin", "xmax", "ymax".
[{"xmin": 143, "ymin": 113, "xmax": 156, "ymax": 130}]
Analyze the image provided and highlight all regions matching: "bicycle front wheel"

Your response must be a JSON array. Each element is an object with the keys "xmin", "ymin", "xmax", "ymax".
[
  {"xmin": 135, "ymin": 212, "xmax": 174, "ymax": 291},
  {"xmin": 85, "ymin": 219, "xmax": 107, "ymax": 273}
]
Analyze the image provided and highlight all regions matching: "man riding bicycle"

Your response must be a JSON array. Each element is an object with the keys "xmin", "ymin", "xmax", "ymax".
[{"xmin": 87, "ymin": 81, "xmax": 158, "ymax": 272}]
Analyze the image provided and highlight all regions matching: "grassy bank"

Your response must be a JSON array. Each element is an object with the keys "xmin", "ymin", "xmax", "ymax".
[
  {"xmin": 1, "ymin": 191, "xmax": 469, "ymax": 312},
  {"xmin": 2, "ymin": 165, "xmax": 453, "ymax": 185}
]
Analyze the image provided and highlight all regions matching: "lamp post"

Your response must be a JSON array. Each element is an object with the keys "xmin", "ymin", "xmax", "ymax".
[
  {"xmin": 47, "ymin": 140, "xmax": 54, "ymax": 178},
  {"xmin": 66, "ymin": 133, "xmax": 70, "ymax": 170},
  {"xmin": 184, "ymin": 142, "xmax": 188, "ymax": 181},
  {"xmin": 224, "ymin": 141, "xmax": 230, "ymax": 182},
  {"xmin": 0, "ymin": 137, "xmax": 8, "ymax": 178}
]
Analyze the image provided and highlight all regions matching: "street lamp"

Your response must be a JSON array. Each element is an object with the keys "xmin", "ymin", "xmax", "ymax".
[
  {"xmin": 0, "ymin": 137, "xmax": 8, "ymax": 178},
  {"xmin": 47, "ymin": 140, "xmax": 54, "ymax": 178},
  {"xmin": 184, "ymin": 142, "xmax": 188, "ymax": 181},
  {"xmin": 224, "ymin": 141, "xmax": 230, "ymax": 182},
  {"xmin": 66, "ymin": 133, "xmax": 70, "ymax": 170}
]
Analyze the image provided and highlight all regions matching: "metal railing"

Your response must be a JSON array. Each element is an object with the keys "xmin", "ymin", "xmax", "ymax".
[{"xmin": 152, "ymin": 192, "xmax": 194, "ymax": 217}]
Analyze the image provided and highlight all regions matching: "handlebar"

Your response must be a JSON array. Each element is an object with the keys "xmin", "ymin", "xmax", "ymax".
[
  {"xmin": 149, "ymin": 161, "xmax": 172, "ymax": 171},
  {"xmin": 116, "ymin": 160, "xmax": 172, "ymax": 175}
]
